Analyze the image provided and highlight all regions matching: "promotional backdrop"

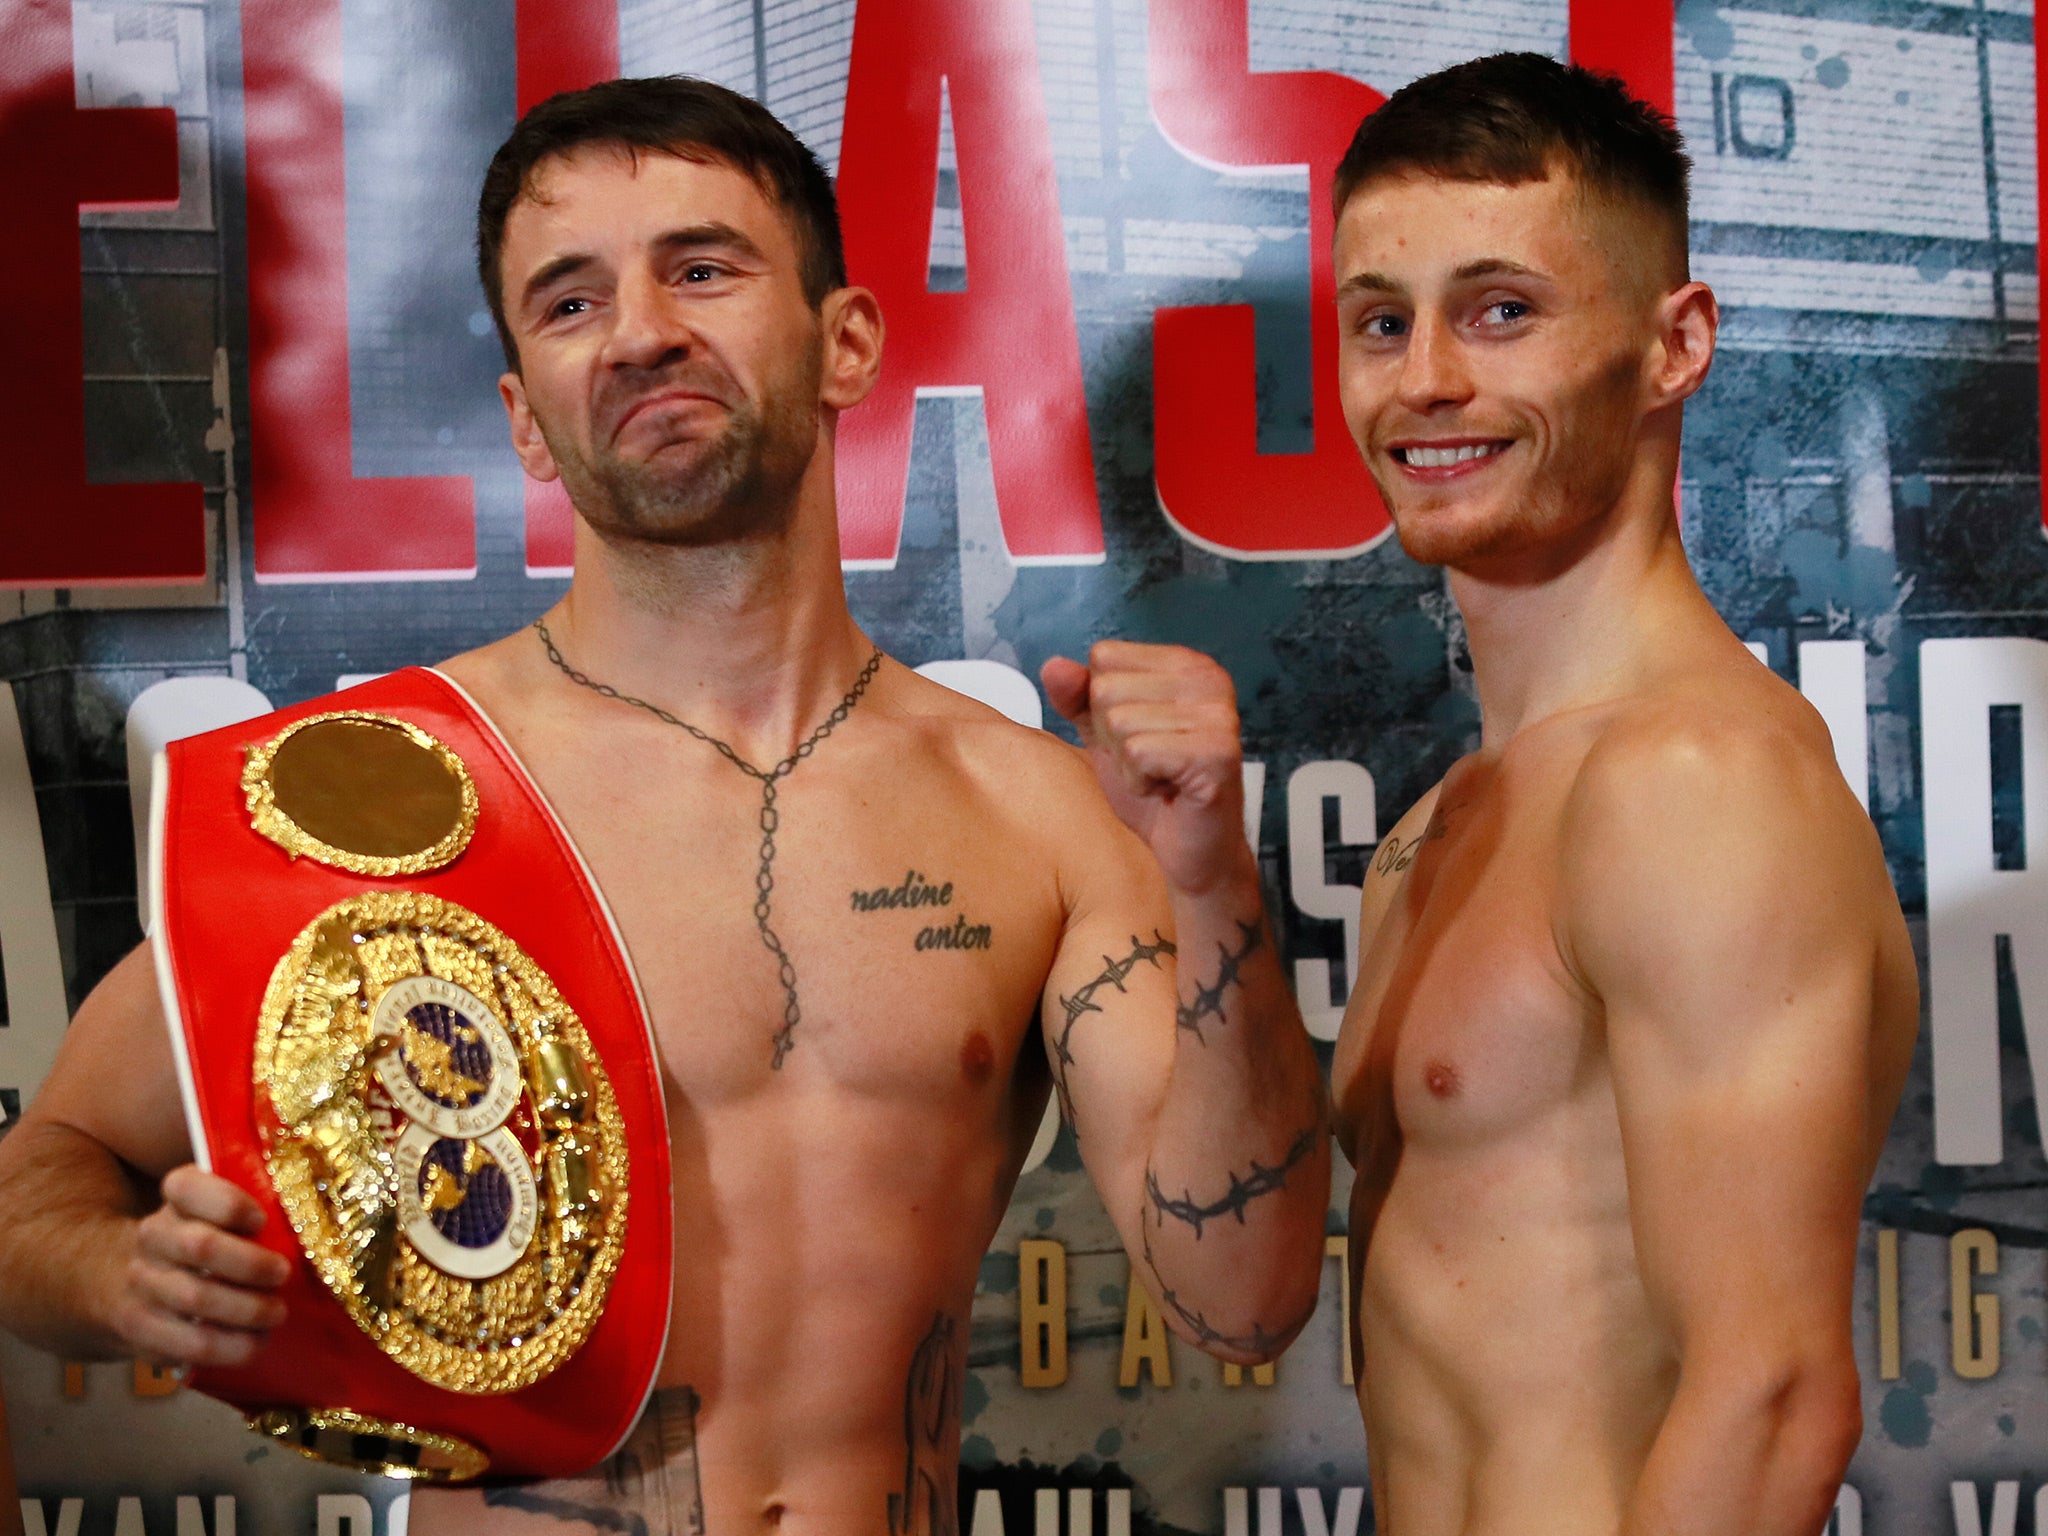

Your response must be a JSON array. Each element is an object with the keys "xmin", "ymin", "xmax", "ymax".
[{"xmin": 1, "ymin": 1, "xmax": 2043, "ymax": 1533}]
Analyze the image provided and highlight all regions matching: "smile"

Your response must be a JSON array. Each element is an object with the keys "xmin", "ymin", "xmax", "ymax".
[{"xmin": 1391, "ymin": 441, "xmax": 1511, "ymax": 469}]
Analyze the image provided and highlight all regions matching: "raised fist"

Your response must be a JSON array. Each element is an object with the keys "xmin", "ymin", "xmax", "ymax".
[{"xmin": 1041, "ymin": 641, "xmax": 1254, "ymax": 897}]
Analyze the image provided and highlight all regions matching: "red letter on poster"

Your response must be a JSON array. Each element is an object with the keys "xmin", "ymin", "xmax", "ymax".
[
  {"xmin": 0, "ymin": 0, "xmax": 203, "ymax": 585},
  {"xmin": 243, "ymin": 0, "xmax": 475, "ymax": 579},
  {"xmin": 1149, "ymin": 0, "xmax": 1387, "ymax": 560},
  {"xmin": 1570, "ymin": 0, "xmax": 1675, "ymax": 122},
  {"xmin": 835, "ymin": 0, "xmax": 1102, "ymax": 567},
  {"xmin": 514, "ymin": 0, "xmax": 621, "ymax": 575}
]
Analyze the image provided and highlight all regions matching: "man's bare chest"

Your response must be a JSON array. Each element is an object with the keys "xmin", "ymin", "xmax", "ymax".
[
  {"xmin": 520, "ymin": 744, "xmax": 1063, "ymax": 1105},
  {"xmin": 1334, "ymin": 772, "xmax": 1601, "ymax": 1155}
]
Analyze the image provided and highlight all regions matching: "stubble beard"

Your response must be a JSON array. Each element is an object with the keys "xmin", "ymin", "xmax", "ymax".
[
  {"xmin": 547, "ymin": 335, "xmax": 824, "ymax": 550},
  {"xmin": 1391, "ymin": 493, "xmax": 1555, "ymax": 571}
]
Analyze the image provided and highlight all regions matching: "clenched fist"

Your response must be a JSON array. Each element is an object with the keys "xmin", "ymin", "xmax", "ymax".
[{"xmin": 1041, "ymin": 641, "xmax": 1256, "ymax": 897}]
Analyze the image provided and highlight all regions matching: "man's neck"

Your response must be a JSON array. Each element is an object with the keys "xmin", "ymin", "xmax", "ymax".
[
  {"xmin": 541, "ymin": 494, "xmax": 873, "ymax": 767},
  {"xmin": 1450, "ymin": 487, "xmax": 1726, "ymax": 750}
]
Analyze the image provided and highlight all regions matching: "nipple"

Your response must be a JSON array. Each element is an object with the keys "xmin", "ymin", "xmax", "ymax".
[
  {"xmin": 1424, "ymin": 1060, "xmax": 1461, "ymax": 1098},
  {"xmin": 961, "ymin": 1030, "xmax": 996, "ymax": 1085}
]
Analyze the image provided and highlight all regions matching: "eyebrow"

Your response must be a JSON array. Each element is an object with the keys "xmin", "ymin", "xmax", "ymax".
[
  {"xmin": 652, "ymin": 221, "xmax": 767, "ymax": 265},
  {"xmin": 1451, "ymin": 258, "xmax": 1547, "ymax": 283},
  {"xmin": 517, "ymin": 222, "xmax": 771, "ymax": 318},
  {"xmin": 1336, "ymin": 257, "xmax": 1551, "ymax": 301},
  {"xmin": 1337, "ymin": 271, "xmax": 1403, "ymax": 299}
]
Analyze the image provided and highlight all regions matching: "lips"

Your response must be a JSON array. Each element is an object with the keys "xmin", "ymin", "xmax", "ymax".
[
  {"xmin": 1390, "ymin": 440, "xmax": 1511, "ymax": 469},
  {"xmin": 613, "ymin": 389, "xmax": 722, "ymax": 438}
]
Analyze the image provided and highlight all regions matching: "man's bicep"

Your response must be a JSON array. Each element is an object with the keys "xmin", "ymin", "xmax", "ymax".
[
  {"xmin": 1607, "ymin": 958, "xmax": 1875, "ymax": 1343},
  {"xmin": 1038, "ymin": 827, "xmax": 1180, "ymax": 1193},
  {"xmin": 1573, "ymin": 733, "xmax": 1881, "ymax": 1344},
  {"xmin": 27, "ymin": 944, "xmax": 193, "ymax": 1178}
]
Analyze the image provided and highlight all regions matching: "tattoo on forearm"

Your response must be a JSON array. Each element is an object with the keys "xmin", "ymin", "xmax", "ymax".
[
  {"xmin": 852, "ymin": 870, "xmax": 955, "ymax": 912},
  {"xmin": 889, "ymin": 1312, "xmax": 962, "ymax": 1536},
  {"xmin": 1174, "ymin": 920, "xmax": 1263, "ymax": 1041},
  {"xmin": 1050, "ymin": 932, "xmax": 1177, "ymax": 1121},
  {"xmin": 1139, "ymin": 1207, "xmax": 1286, "ymax": 1358},
  {"xmin": 483, "ymin": 1383, "xmax": 706, "ymax": 1534},
  {"xmin": 1145, "ymin": 1125, "xmax": 1318, "ymax": 1238}
]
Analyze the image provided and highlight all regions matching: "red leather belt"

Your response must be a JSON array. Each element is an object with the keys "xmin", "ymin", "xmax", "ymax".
[{"xmin": 149, "ymin": 667, "xmax": 672, "ymax": 1482}]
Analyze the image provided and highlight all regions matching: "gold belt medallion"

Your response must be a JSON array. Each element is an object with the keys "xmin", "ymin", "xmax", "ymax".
[{"xmin": 255, "ymin": 892, "xmax": 629, "ymax": 1394}]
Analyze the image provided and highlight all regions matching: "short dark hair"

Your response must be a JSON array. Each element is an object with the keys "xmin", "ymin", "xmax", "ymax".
[
  {"xmin": 477, "ymin": 75, "xmax": 848, "ymax": 370},
  {"xmin": 1333, "ymin": 53, "xmax": 1690, "ymax": 277}
]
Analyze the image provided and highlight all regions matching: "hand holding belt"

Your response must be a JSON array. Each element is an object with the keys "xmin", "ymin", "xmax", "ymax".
[{"xmin": 150, "ymin": 668, "xmax": 673, "ymax": 1482}]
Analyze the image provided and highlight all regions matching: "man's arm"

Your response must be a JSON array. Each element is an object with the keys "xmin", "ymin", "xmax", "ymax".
[
  {"xmin": 1038, "ymin": 642, "xmax": 1329, "ymax": 1363},
  {"xmin": 1563, "ymin": 713, "xmax": 1913, "ymax": 1536},
  {"xmin": 0, "ymin": 944, "xmax": 287, "ymax": 1365}
]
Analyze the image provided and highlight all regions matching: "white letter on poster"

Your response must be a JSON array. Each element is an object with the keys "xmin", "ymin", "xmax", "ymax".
[
  {"xmin": 1296, "ymin": 1488, "xmax": 1365, "ymax": 1536},
  {"xmin": 0, "ymin": 679, "xmax": 68, "ymax": 1115},
  {"xmin": 1799, "ymin": 638, "xmax": 1870, "ymax": 811},
  {"xmin": 968, "ymin": 1489, "xmax": 1006, "ymax": 1536},
  {"xmin": 1922, "ymin": 639, "xmax": 2048, "ymax": 1164},
  {"xmin": 316, "ymin": 1496, "xmax": 375, "ymax": 1536},
  {"xmin": 175, "ymin": 1498, "xmax": 235, "ymax": 1536},
  {"xmin": 1287, "ymin": 761, "xmax": 1375, "ymax": 1042},
  {"xmin": 1950, "ymin": 1480, "xmax": 2019, "ymax": 1536},
  {"xmin": 22, "ymin": 1501, "xmax": 85, "ymax": 1536}
]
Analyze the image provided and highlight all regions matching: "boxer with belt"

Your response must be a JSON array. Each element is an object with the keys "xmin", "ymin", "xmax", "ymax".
[{"xmin": 0, "ymin": 76, "xmax": 1329, "ymax": 1533}]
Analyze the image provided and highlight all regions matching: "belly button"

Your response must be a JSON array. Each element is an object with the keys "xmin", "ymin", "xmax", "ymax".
[
  {"xmin": 764, "ymin": 1503, "xmax": 786, "ymax": 1526},
  {"xmin": 1424, "ymin": 1060, "xmax": 1460, "ymax": 1098}
]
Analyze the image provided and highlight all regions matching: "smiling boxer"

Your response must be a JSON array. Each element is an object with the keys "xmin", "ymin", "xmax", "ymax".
[
  {"xmin": 0, "ymin": 76, "xmax": 1328, "ymax": 1534},
  {"xmin": 1324, "ymin": 54, "xmax": 1918, "ymax": 1536}
]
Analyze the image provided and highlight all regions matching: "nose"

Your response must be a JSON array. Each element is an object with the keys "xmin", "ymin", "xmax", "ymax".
[
  {"xmin": 600, "ymin": 264, "xmax": 691, "ymax": 371},
  {"xmin": 1396, "ymin": 313, "xmax": 1473, "ymax": 415}
]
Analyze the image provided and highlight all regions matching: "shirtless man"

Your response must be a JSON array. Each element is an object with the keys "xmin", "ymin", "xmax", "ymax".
[
  {"xmin": 0, "ymin": 76, "xmax": 1329, "ymax": 1533},
  {"xmin": 1324, "ymin": 55, "xmax": 1918, "ymax": 1536}
]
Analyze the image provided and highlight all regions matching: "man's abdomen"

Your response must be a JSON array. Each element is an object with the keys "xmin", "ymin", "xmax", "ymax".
[{"xmin": 1356, "ymin": 1137, "xmax": 1675, "ymax": 1536}]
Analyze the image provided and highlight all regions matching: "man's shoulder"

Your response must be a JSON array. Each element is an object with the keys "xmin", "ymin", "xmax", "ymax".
[
  {"xmin": 885, "ymin": 666, "xmax": 1100, "ymax": 790},
  {"xmin": 1568, "ymin": 662, "xmax": 1848, "ymax": 839},
  {"xmin": 1557, "ymin": 662, "xmax": 1888, "ymax": 956}
]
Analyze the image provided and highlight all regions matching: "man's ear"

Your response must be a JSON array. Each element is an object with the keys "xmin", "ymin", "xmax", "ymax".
[
  {"xmin": 819, "ymin": 286, "xmax": 884, "ymax": 412},
  {"xmin": 500, "ymin": 372, "xmax": 560, "ymax": 482},
  {"xmin": 1649, "ymin": 280, "xmax": 1718, "ymax": 409}
]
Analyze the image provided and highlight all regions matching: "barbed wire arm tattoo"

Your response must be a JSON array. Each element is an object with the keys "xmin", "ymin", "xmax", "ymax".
[
  {"xmin": 1139, "ymin": 1205, "xmax": 1290, "ymax": 1359},
  {"xmin": 1175, "ymin": 918, "xmax": 1264, "ymax": 1041},
  {"xmin": 1145, "ymin": 1125, "xmax": 1319, "ymax": 1237},
  {"xmin": 1048, "ymin": 931, "xmax": 1176, "ymax": 1123}
]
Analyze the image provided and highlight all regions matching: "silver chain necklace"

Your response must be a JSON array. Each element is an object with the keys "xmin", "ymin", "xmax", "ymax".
[{"xmin": 535, "ymin": 619, "xmax": 884, "ymax": 1068}]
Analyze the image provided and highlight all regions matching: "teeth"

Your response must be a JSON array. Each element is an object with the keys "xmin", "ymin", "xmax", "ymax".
[{"xmin": 1401, "ymin": 443, "xmax": 1503, "ymax": 469}]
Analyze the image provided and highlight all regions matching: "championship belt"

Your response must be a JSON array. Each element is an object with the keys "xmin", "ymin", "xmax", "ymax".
[{"xmin": 148, "ymin": 668, "xmax": 673, "ymax": 1482}]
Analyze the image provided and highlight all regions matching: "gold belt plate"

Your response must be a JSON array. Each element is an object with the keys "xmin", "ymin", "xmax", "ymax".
[
  {"xmin": 243, "ymin": 712, "xmax": 479, "ymax": 876},
  {"xmin": 255, "ymin": 892, "xmax": 629, "ymax": 1394}
]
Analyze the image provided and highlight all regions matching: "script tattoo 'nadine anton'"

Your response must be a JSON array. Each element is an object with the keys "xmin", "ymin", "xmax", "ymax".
[{"xmin": 849, "ymin": 870, "xmax": 994, "ymax": 953}]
